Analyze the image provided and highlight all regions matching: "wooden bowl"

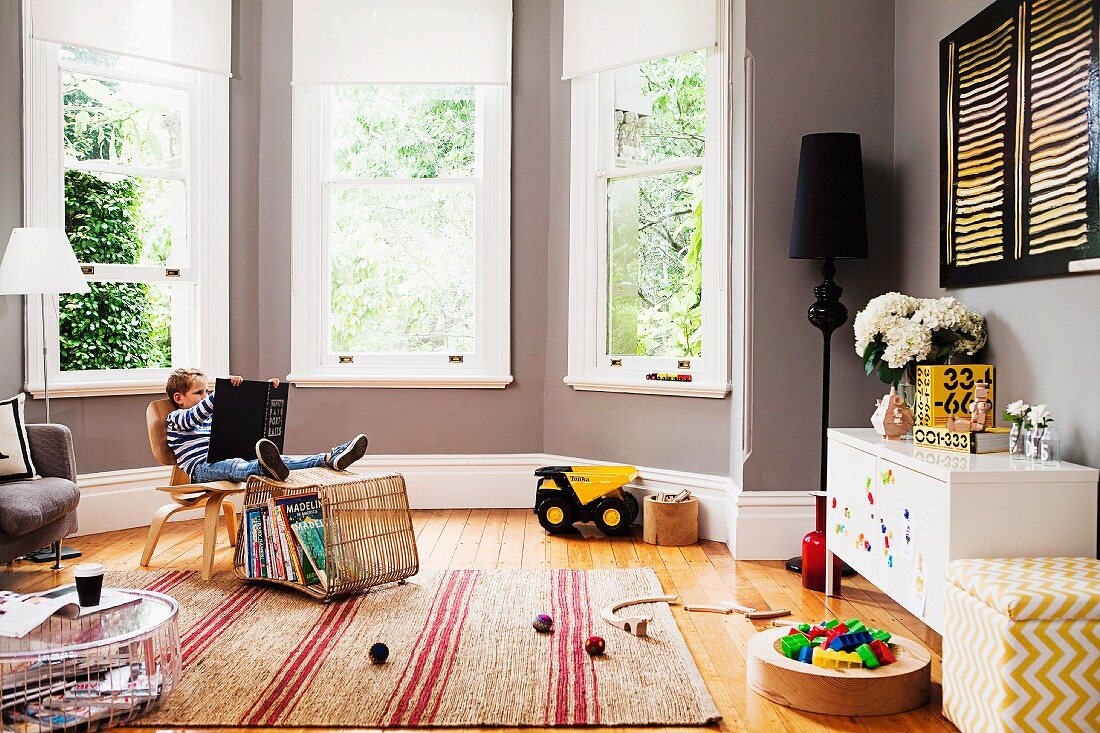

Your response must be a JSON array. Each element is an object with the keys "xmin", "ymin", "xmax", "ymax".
[{"xmin": 746, "ymin": 626, "xmax": 931, "ymax": 716}]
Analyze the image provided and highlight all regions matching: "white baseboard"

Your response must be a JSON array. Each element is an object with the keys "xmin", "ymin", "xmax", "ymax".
[
  {"xmin": 728, "ymin": 490, "xmax": 815, "ymax": 560},
  {"xmin": 73, "ymin": 456, "xmax": 808, "ymax": 557},
  {"xmin": 72, "ymin": 454, "xmax": 737, "ymax": 542}
]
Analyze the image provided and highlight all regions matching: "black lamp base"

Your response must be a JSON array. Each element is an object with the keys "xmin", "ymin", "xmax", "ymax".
[{"xmin": 786, "ymin": 555, "xmax": 856, "ymax": 577}]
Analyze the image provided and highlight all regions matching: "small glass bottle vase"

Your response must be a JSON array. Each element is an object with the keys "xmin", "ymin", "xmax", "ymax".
[
  {"xmin": 1008, "ymin": 423, "xmax": 1027, "ymax": 461},
  {"xmin": 1039, "ymin": 426, "xmax": 1061, "ymax": 466},
  {"xmin": 1025, "ymin": 427, "xmax": 1044, "ymax": 462}
]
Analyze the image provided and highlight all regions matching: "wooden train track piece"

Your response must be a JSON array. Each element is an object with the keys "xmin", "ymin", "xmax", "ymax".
[{"xmin": 600, "ymin": 594, "xmax": 678, "ymax": 636}]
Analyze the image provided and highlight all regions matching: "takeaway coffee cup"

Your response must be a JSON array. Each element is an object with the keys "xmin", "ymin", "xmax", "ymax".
[{"xmin": 73, "ymin": 563, "xmax": 105, "ymax": 607}]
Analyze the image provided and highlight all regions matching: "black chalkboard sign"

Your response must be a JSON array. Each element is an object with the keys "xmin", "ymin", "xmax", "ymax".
[{"xmin": 207, "ymin": 379, "xmax": 289, "ymax": 463}]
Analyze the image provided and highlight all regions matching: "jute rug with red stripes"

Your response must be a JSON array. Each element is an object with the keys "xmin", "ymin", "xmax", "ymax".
[{"xmin": 111, "ymin": 567, "xmax": 720, "ymax": 727}]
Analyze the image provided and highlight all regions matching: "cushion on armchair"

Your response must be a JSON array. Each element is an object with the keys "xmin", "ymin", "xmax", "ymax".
[
  {"xmin": 0, "ymin": 394, "xmax": 36, "ymax": 483},
  {"xmin": 0, "ymin": 477, "xmax": 80, "ymax": 537}
]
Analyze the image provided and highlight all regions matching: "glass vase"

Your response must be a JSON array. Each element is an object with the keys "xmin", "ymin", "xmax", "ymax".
[
  {"xmin": 1008, "ymin": 423, "xmax": 1027, "ymax": 461},
  {"xmin": 896, "ymin": 378, "xmax": 917, "ymax": 441},
  {"xmin": 1039, "ymin": 426, "xmax": 1061, "ymax": 466},
  {"xmin": 1025, "ymin": 427, "xmax": 1044, "ymax": 462}
]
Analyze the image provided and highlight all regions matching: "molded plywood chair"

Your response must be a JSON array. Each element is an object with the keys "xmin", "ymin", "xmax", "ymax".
[{"xmin": 142, "ymin": 399, "xmax": 244, "ymax": 580}]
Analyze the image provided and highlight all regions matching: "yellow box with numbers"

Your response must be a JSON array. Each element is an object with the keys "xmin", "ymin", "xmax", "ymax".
[
  {"xmin": 533, "ymin": 465, "xmax": 639, "ymax": 536},
  {"xmin": 914, "ymin": 364, "xmax": 995, "ymax": 428}
]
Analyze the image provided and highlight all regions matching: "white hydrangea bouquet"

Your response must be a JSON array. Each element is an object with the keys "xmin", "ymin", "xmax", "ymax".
[{"xmin": 854, "ymin": 293, "xmax": 987, "ymax": 385}]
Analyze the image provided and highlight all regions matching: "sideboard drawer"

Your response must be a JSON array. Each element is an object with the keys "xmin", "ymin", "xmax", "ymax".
[
  {"xmin": 826, "ymin": 441, "xmax": 879, "ymax": 581},
  {"xmin": 875, "ymin": 459, "xmax": 949, "ymax": 627}
]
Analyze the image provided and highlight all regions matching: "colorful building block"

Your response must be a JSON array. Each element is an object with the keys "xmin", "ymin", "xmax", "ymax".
[
  {"xmin": 795, "ymin": 645, "xmax": 814, "ymax": 664},
  {"xmin": 821, "ymin": 618, "xmax": 841, "ymax": 630},
  {"xmin": 812, "ymin": 647, "xmax": 863, "ymax": 669},
  {"xmin": 871, "ymin": 629, "xmax": 892, "ymax": 644},
  {"xmin": 854, "ymin": 643, "xmax": 880, "ymax": 669},
  {"xmin": 868, "ymin": 639, "xmax": 895, "ymax": 665},
  {"xmin": 844, "ymin": 618, "xmax": 867, "ymax": 633},
  {"xmin": 796, "ymin": 623, "xmax": 811, "ymax": 633},
  {"xmin": 780, "ymin": 632, "xmax": 810, "ymax": 658},
  {"xmin": 806, "ymin": 625, "xmax": 828, "ymax": 640},
  {"xmin": 828, "ymin": 631, "xmax": 874, "ymax": 652},
  {"xmin": 823, "ymin": 624, "xmax": 851, "ymax": 649}
]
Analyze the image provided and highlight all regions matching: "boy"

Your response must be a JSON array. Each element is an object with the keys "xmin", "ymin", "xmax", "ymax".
[{"xmin": 165, "ymin": 367, "xmax": 367, "ymax": 483}]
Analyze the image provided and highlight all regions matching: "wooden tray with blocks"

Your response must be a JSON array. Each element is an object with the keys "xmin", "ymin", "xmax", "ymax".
[
  {"xmin": 746, "ymin": 626, "xmax": 931, "ymax": 716},
  {"xmin": 232, "ymin": 468, "xmax": 419, "ymax": 600}
]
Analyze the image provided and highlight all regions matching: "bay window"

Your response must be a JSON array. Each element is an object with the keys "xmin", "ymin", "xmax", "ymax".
[
  {"xmin": 22, "ymin": 0, "xmax": 230, "ymax": 397},
  {"xmin": 564, "ymin": 0, "xmax": 730, "ymax": 397},
  {"xmin": 288, "ymin": 0, "xmax": 512, "ymax": 388}
]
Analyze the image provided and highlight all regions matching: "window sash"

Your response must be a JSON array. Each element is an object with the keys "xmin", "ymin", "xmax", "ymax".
[
  {"xmin": 22, "ymin": 34, "xmax": 228, "ymax": 397},
  {"xmin": 289, "ymin": 84, "xmax": 511, "ymax": 388},
  {"xmin": 565, "ymin": 39, "xmax": 728, "ymax": 398}
]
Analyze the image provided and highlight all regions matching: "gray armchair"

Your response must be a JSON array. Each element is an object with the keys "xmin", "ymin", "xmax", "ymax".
[{"xmin": 0, "ymin": 424, "xmax": 80, "ymax": 566}]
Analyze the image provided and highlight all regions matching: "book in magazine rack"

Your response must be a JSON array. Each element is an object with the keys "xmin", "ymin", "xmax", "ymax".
[{"xmin": 232, "ymin": 467, "xmax": 419, "ymax": 600}]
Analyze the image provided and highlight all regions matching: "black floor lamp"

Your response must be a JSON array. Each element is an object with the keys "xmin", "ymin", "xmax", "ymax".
[{"xmin": 785, "ymin": 133, "xmax": 868, "ymax": 591}]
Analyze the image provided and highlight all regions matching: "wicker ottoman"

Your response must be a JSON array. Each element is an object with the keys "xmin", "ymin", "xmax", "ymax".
[{"xmin": 943, "ymin": 557, "xmax": 1100, "ymax": 732}]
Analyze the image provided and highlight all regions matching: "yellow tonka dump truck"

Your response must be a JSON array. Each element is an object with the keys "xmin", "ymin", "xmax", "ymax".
[{"xmin": 533, "ymin": 465, "xmax": 640, "ymax": 535}]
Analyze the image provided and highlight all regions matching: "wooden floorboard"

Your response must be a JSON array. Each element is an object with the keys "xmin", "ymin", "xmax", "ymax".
[{"xmin": 1, "ymin": 511, "xmax": 955, "ymax": 732}]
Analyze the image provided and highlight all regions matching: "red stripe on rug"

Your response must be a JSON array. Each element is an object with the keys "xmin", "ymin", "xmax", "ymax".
[
  {"xmin": 381, "ymin": 570, "xmax": 468, "ymax": 724},
  {"xmin": 255, "ymin": 597, "xmax": 361, "ymax": 725},
  {"xmin": 238, "ymin": 596, "xmax": 361, "ymax": 726},
  {"xmin": 406, "ymin": 570, "xmax": 480, "ymax": 726},
  {"xmin": 543, "ymin": 569, "xmax": 597, "ymax": 725},
  {"xmin": 422, "ymin": 571, "xmax": 481, "ymax": 725},
  {"xmin": 179, "ymin": 586, "xmax": 265, "ymax": 666},
  {"xmin": 143, "ymin": 570, "xmax": 194, "ymax": 594},
  {"xmin": 385, "ymin": 570, "xmax": 478, "ymax": 726},
  {"xmin": 580, "ymin": 568, "xmax": 600, "ymax": 725}
]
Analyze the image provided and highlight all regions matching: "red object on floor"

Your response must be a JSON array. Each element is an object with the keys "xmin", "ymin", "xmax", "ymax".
[{"xmin": 801, "ymin": 493, "xmax": 841, "ymax": 592}]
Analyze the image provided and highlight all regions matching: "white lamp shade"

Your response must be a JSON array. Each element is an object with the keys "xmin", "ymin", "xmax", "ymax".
[{"xmin": 0, "ymin": 228, "xmax": 90, "ymax": 295}]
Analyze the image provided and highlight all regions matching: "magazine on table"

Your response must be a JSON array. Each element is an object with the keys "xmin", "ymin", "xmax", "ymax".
[{"xmin": 0, "ymin": 586, "xmax": 140, "ymax": 639}]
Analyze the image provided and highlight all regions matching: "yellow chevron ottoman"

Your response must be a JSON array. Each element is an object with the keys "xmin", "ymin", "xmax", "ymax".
[{"xmin": 943, "ymin": 557, "xmax": 1100, "ymax": 733}]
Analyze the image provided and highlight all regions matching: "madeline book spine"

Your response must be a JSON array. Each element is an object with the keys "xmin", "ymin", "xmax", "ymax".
[
  {"xmin": 290, "ymin": 518, "xmax": 328, "ymax": 588},
  {"xmin": 276, "ymin": 504, "xmax": 313, "ymax": 585}
]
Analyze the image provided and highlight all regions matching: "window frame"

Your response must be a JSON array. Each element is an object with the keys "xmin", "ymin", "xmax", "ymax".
[
  {"xmin": 565, "ymin": 33, "xmax": 730, "ymax": 399},
  {"xmin": 21, "ymin": 32, "xmax": 229, "ymax": 398},
  {"xmin": 288, "ymin": 83, "xmax": 512, "ymax": 389}
]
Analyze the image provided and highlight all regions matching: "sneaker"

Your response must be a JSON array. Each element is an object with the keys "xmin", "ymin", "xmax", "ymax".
[
  {"xmin": 329, "ymin": 434, "xmax": 368, "ymax": 471},
  {"xmin": 256, "ymin": 439, "xmax": 290, "ymax": 481}
]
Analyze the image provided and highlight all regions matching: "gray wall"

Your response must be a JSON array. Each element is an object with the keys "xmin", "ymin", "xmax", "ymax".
[
  {"xmin": 540, "ymin": 0, "xmax": 732, "ymax": 476},
  {"xmin": 894, "ymin": 0, "xmax": 1100, "ymax": 470},
  {"xmin": 740, "ymin": 0, "xmax": 896, "ymax": 492}
]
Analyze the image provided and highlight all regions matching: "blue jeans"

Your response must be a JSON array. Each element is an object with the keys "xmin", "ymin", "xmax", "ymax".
[{"xmin": 191, "ymin": 453, "xmax": 327, "ymax": 483}]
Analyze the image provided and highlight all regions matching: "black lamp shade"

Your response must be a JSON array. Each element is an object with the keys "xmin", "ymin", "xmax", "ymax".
[{"xmin": 789, "ymin": 132, "xmax": 869, "ymax": 260}]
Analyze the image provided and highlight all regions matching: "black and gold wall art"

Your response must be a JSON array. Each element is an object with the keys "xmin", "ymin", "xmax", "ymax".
[{"xmin": 940, "ymin": 0, "xmax": 1100, "ymax": 287}]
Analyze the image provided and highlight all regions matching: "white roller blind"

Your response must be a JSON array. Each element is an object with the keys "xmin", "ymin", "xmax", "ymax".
[
  {"xmin": 30, "ymin": 0, "xmax": 232, "ymax": 76},
  {"xmin": 562, "ymin": 0, "xmax": 718, "ymax": 80},
  {"xmin": 293, "ymin": 0, "xmax": 512, "ymax": 85}
]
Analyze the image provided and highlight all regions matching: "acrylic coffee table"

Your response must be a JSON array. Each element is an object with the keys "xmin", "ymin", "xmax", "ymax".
[{"xmin": 0, "ymin": 589, "xmax": 180, "ymax": 730}]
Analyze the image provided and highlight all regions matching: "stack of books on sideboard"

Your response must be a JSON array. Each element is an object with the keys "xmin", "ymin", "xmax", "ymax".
[
  {"xmin": 911, "ymin": 364, "xmax": 1010, "ymax": 454},
  {"xmin": 243, "ymin": 493, "xmax": 327, "ymax": 587}
]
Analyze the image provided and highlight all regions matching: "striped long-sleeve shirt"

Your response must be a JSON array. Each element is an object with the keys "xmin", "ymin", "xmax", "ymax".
[{"xmin": 166, "ymin": 392, "xmax": 216, "ymax": 476}]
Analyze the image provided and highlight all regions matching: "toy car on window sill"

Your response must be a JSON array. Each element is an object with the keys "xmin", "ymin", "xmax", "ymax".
[{"xmin": 533, "ymin": 465, "xmax": 640, "ymax": 536}]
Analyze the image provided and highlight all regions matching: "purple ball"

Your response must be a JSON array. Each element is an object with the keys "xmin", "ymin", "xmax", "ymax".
[{"xmin": 533, "ymin": 614, "xmax": 553, "ymax": 633}]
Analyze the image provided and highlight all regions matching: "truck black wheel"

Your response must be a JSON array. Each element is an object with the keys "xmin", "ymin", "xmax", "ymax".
[
  {"xmin": 537, "ymin": 497, "xmax": 575, "ymax": 534},
  {"xmin": 624, "ymin": 492, "xmax": 640, "ymax": 522},
  {"xmin": 594, "ymin": 497, "xmax": 631, "ymax": 536}
]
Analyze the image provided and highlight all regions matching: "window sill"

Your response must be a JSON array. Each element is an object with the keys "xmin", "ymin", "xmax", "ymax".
[
  {"xmin": 286, "ymin": 373, "xmax": 514, "ymax": 389},
  {"xmin": 25, "ymin": 380, "xmax": 167, "ymax": 399},
  {"xmin": 563, "ymin": 375, "xmax": 730, "ymax": 398}
]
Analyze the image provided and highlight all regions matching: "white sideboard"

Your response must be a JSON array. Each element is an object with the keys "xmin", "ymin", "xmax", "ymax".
[{"xmin": 824, "ymin": 428, "xmax": 1098, "ymax": 634}]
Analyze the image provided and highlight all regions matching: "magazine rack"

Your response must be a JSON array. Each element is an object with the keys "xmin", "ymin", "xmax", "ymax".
[{"xmin": 232, "ymin": 468, "xmax": 419, "ymax": 600}]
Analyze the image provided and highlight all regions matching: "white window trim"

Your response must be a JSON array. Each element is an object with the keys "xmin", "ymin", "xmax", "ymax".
[
  {"xmin": 564, "ymin": 15, "xmax": 731, "ymax": 399},
  {"xmin": 288, "ymin": 84, "xmax": 512, "ymax": 389},
  {"xmin": 21, "ymin": 26, "xmax": 229, "ymax": 399}
]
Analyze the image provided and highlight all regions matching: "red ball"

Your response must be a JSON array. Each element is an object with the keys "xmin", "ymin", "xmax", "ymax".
[{"xmin": 584, "ymin": 636, "xmax": 605, "ymax": 656}]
